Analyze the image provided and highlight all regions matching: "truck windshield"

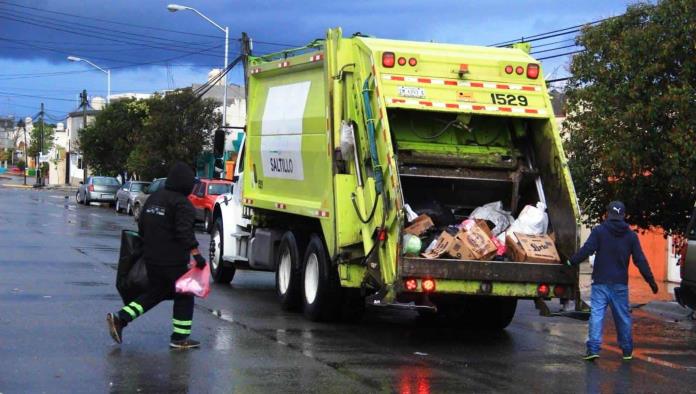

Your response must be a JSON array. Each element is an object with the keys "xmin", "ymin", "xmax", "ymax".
[{"xmin": 208, "ymin": 183, "xmax": 231, "ymax": 195}]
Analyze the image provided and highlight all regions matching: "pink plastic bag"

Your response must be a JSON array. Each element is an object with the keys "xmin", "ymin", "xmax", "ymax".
[{"xmin": 175, "ymin": 263, "xmax": 211, "ymax": 298}]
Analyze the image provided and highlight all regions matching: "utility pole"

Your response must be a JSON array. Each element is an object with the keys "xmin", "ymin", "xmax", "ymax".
[
  {"xmin": 35, "ymin": 103, "xmax": 44, "ymax": 187},
  {"xmin": 18, "ymin": 118, "xmax": 27, "ymax": 185},
  {"xmin": 241, "ymin": 32, "xmax": 251, "ymax": 105},
  {"xmin": 80, "ymin": 90, "xmax": 88, "ymax": 183}
]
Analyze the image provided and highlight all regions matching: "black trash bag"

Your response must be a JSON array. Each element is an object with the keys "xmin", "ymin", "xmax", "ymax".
[
  {"xmin": 116, "ymin": 230, "xmax": 148, "ymax": 304},
  {"xmin": 409, "ymin": 200, "xmax": 456, "ymax": 227}
]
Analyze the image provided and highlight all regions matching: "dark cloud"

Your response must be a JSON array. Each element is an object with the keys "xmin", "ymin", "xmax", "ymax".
[{"xmin": 0, "ymin": 0, "xmax": 627, "ymax": 69}]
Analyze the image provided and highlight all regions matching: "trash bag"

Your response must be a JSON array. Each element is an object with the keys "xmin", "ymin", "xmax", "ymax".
[
  {"xmin": 116, "ymin": 230, "xmax": 146, "ymax": 304},
  {"xmin": 175, "ymin": 263, "xmax": 211, "ymax": 298},
  {"xmin": 409, "ymin": 200, "xmax": 455, "ymax": 227},
  {"xmin": 507, "ymin": 202, "xmax": 549, "ymax": 235},
  {"xmin": 469, "ymin": 201, "xmax": 514, "ymax": 236}
]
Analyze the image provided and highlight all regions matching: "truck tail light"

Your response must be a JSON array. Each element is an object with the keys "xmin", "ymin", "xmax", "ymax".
[
  {"xmin": 515, "ymin": 66, "xmax": 524, "ymax": 75},
  {"xmin": 553, "ymin": 285, "xmax": 566, "ymax": 298},
  {"xmin": 382, "ymin": 52, "xmax": 395, "ymax": 68},
  {"xmin": 505, "ymin": 65, "xmax": 513, "ymax": 74},
  {"xmin": 527, "ymin": 64, "xmax": 540, "ymax": 79},
  {"xmin": 88, "ymin": 185, "xmax": 94, "ymax": 192},
  {"xmin": 422, "ymin": 278, "xmax": 436, "ymax": 292},
  {"xmin": 404, "ymin": 278, "xmax": 418, "ymax": 291},
  {"xmin": 408, "ymin": 57, "xmax": 417, "ymax": 67},
  {"xmin": 537, "ymin": 283, "xmax": 550, "ymax": 297},
  {"xmin": 397, "ymin": 57, "xmax": 407, "ymax": 66}
]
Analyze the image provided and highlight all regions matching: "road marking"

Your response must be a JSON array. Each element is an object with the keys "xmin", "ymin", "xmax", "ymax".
[{"xmin": 603, "ymin": 344, "xmax": 695, "ymax": 370}]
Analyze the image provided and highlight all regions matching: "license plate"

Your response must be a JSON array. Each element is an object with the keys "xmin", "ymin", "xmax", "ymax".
[
  {"xmin": 398, "ymin": 86, "xmax": 425, "ymax": 98},
  {"xmin": 102, "ymin": 194, "xmax": 114, "ymax": 199}
]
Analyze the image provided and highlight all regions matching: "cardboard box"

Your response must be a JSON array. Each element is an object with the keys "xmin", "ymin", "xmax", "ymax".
[
  {"xmin": 447, "ymin": 231, "xmax": 477, "ymax": 260},
  {"xmin": 507, "ymin": 232, "xmax": 560, "ymax": 264},
  {"xmin": 459, "ymin": 221, "xmax": 498, "ymax": 260},
  {"xmin": 422, "ymin": 231, "xmax": 453, "ymax": 259},
  {"xmin": 404, "ymin": 214, "xmax": 434, "ymax": 236}
]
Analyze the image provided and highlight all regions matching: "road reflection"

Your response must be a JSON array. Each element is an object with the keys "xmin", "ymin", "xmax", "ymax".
[{"xmin": 398, "ymin": 365, "xmax": 431, "ymax": 394}]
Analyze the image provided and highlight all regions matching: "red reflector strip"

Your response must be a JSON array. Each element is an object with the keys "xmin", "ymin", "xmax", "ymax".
[
  {"xmin": 388, "ymin": 97, "xmax": 547, "ymax": 115},
  {"xmin": 309, "ymin": 54, "xmax": 324, "ymax": 62},
  {"xmin": 275, "ymin": 203, "xmax": 287, "ymax": 209},
  {"xmin": 381, "ymin": 74, "xmax": 541, "ymax": 92},
  {"xmin": 278, "ymin": 61, "xmax": 290, "ymax": 68},
  {"xmin": 315, "ymin": 210, "xmax": 330, "ymax": 218}
]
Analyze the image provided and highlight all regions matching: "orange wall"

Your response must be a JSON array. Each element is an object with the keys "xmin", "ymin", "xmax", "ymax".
[{"xmin": 629, "ymin": 227, "xmax": 667, "ymax": 281}]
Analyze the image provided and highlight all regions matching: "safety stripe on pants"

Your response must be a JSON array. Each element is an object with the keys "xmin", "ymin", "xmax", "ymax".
[
  {"xmin": 173, "ymin": 319, "xmax": 192, "ymax": 335},
  {"xmin": 129, "ymin": 302, "xmax": 144, "ymax": 315}
]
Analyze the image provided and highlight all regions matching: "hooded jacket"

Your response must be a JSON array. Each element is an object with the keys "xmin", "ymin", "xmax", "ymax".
[
  {"xmin": 138, "ymin": 162, "xmax": 199, "ymax": 266},
  {"xmin": 569, "ymin": 218, "xmax": 655, "ymax": 285}
]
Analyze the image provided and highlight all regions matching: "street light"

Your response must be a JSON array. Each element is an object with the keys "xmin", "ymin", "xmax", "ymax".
[
  {"xmin": 67, "ymin": 56, "xmax": 111, "ymax": 105},
  {"xmin": 167, "ymin": 3, "xmax": 229, "ymax": 127}
]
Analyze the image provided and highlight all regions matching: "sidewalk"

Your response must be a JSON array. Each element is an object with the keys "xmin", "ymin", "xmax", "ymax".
[{"xmin": 1, "ymin": 173, "xmax": 77, "ymax": 192}]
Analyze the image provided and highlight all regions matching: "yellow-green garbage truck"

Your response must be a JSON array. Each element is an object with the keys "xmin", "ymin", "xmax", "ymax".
[{"xmin": 210, "ymin": 28, "xmax": 580, "ymax": 328}]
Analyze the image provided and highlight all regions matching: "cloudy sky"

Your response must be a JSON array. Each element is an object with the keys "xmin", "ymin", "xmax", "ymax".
[{"xmin": 0, "ymin": 0, "xmax": 640, "ymax": 121}]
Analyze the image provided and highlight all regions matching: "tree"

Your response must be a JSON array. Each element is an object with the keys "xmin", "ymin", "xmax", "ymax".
[
  {"xmin": 27, "ymin": 122, "xmax": 55, "ymax": 158},
  {"xmin": 80, "ymin": 99, "xmax": 148, "ymax": 176},
  {"xmin": 564, "ymin": 0, "xmax": 696, "ymax": 235},
  {"xmin": 127, "ymin": 89, "xmax": 220, "ymax": 180}
]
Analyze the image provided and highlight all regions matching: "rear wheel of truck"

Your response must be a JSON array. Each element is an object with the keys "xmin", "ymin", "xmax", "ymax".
[
  {"xmin": 468, "ymin": 297, "xmax": 517, "ymax": 330},
  {"xmin": 276, "ymin": 231, "xmax": 304, "ymax": 311},
  {"xmin": 210, "ymin": 218, "xmax": 235, "ymax": 283},
  {"xmin": 302, "ymin": 234, "xmax": 341, "ymax": 321}
]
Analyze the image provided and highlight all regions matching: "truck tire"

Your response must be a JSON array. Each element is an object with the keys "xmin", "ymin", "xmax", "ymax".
[
  {"xmin": 210, "ymin": 218, "xmax": 235, "ymax": 283},
  {"xmin": 302, "ymin": 234, "xmax": 341, "ymax": 321},
  {"xmin": 468, "ymin": 297, "xmax": 517, "ymax": 330},
  {"xmin": 276, "ymin": 231, "xmax": 303, "ymax": 311}
]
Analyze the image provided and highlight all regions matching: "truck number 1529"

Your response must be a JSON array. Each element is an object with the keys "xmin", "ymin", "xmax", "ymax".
[{"xmin": 490, "ymin": 93, "xmax": 528, "ymax": 106}]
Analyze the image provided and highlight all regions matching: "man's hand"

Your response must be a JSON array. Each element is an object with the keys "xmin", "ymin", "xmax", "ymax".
[
  {"xmin": 193, "ymin": 253, "xmax": 207, "ymax": 269},
  {"xmin": 649, "ymin": 280, "xmax": 659, "ymax": 295}
]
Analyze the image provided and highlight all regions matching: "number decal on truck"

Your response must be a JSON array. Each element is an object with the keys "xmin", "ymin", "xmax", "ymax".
[{"xmin": 490, "ymin": 93, "xmax": 528, "ymax": 106}]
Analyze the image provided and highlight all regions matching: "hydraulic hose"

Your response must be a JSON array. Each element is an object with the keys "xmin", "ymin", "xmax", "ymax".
[{"xmin": 362, "ymin": 77, "xmax": 384, "ymax": 195}]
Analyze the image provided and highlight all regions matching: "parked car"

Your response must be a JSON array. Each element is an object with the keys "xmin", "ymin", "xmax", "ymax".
[
  {"xmin": 132, "ymin": 177, "xmax": 166, "ymax": 221},
  {"xmin": 675, "ymin": 203, "xmax": 696, "ymax": 310},
  {"xmin": 115, "ymin": 181, "xmax": 151, "ymax": 216},
  {"xmin": 76, "ymin": 176, "xmax": 121, "ymax": 206},
  {"xmin": 188, "ymin": 178, "xmax": 233, "ymax": 232}
]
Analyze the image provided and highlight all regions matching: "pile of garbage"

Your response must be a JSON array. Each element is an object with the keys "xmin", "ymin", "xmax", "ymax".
[{"xmin": 402, "ymin": 201, "xmax": 560, "ymax": 264}]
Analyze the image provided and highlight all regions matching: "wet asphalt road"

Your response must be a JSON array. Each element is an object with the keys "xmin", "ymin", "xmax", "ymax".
[{"xmin": 1, "ymin": 184, "xmax": 696, "ymax": 393}]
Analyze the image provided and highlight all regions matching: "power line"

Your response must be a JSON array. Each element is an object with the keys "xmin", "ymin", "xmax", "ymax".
[
  {"xmin": 531, "ymin": 44, "xmax": 582, "ymax": 55},
  {"xmin": 0, "ymin": 12, "xmax": 224, "ymax": 60},
  {"xmin": 0, "ymin": 90, "xmax": 76, "ymax": 102},
  {"xmin": 0, "ymin": 0, "xmax": 222, "ymax": 39},
  {"xmin": 536, "ymin": 49, "xmax": 586, "ymax": 61},
  {"xmin": 489, "ymin": 16, "xmax": 615, "ymax": 47}
]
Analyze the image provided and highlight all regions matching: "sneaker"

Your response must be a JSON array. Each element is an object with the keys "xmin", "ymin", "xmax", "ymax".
[
  {"xmin": 583, "ymin": 352, "xmax": 600, "ymax": 361},
  {"xmin": 622, "ymin": 351, "xmax": 633, "ymax": 361},
  {"xmin": 169, "ymin": 338, "xmax": 200, "ymax": 349},
  {"xmin": 106, "ymin": 313, "xmax": 124, "ymax": 344}
]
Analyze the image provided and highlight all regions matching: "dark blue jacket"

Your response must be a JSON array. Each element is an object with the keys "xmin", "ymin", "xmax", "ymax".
[{"xmin": 569, "ymin": 218, "xmax": 655, "ymax": 285}]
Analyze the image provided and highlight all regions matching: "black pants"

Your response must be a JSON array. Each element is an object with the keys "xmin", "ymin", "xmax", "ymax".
[{"xmin": 118, "ymin": 264, "xmax": 194, "ymax": 340}]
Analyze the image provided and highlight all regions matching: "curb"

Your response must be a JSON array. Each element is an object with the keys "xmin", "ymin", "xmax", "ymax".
[
  {"xmin": 641, "ymin": 301, "xmax": 695, "ymax": 323},
  {"xmin": 1, "ymin": 184, "xmax": 34, "ymax": 189}
]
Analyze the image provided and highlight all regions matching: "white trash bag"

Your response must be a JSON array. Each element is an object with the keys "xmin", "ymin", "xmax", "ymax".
[
  {"xmin": 469, "ymin": 201, "xmax": 515, "ymax": 235},
  {"xmin": 508, "ymin": 202, "xmax": 549, "ymax": 235}
]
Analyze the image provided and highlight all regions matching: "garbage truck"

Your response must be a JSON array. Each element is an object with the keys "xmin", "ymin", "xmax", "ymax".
[{"xmin": 210, "ymin": 28, "xmax": 581, "ymax": 328}]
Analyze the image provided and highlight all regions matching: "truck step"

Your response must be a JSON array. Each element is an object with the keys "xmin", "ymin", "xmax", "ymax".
[
  {"xmin": 223, "ymin": 255, "xmax": 249, "ymax": 262},
  {"xmin": 230, "ymin": 231, "xmax": 250, "ymax": 238}
]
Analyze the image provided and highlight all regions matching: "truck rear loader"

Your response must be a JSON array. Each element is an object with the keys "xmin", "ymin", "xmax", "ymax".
[{"xmin": 211, "ymin": 28, "xmax": 581, "ymax": 328}]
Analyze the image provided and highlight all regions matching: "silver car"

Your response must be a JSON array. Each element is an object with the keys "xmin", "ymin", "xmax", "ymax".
[
  {"xmin": 76, "ymin": 176, "xmax": 121, "ymax": 206},
  {"xmin": 132, "ymin": 177, "xmax": 166, "ymax": 221},
  {"xmin": 115, "ymin": 181, "xmax": 150, "ymax": 216}
]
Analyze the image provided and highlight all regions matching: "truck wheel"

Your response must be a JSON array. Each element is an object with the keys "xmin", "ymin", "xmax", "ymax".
[
  {"xmin": 276, "ymin": 231, "xmax": 303, "ymax": 311},
  {"xmin": 302, "ymin": 234, "xmax": 341, "ymax": 321},
  {"xmin": 210, "ymin": 218, "xmax": 235, "ymax": 283},
  {"xmin": 468, "ymin": 297, "xmax": 517, "ymax": 330}
]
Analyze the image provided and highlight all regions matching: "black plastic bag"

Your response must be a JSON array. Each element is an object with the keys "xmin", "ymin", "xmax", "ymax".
[{"xmin": 116, "ymin": 230, "xmax": 148, "ymax": 304}]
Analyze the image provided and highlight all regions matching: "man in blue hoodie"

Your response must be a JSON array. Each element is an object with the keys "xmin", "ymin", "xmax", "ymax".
[{"xmin": 568, "ymin": 201, "xmax": 658, "ymax": 361}]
